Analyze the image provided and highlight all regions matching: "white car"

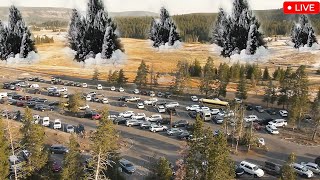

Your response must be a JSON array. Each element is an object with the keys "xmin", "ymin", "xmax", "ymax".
[
  {"xmin": 82, "ymin": 83, "xmax": 88, "ymax": 88},
  {"xmin": 133, "ymin": 89, "xmax": 140, "ymax": 94},
  {"xmin": 62, "ymin": 92, "xmax": 68, "ymax": 98},
  {"xmin": 102, "ymin": 98, "xmax": 109, "ymax": 104},
  {"xmin": 137, "ymin": 102, "xmax": 145, "ymax": 109},
  {"xmin": 119, "ymin": 87, "xmax": 125, "ymax": 92},
  {"xmin": 266, "ymin": 125, "xmax": 279, "ymax": 135},
  {"xmin": 268, "ymin": 119, "xmax": 288, "ymax": 127},
  {"xmin": 243, "ymin": 115, "xmax": 259, "ymax": 123},
  {"xmin": 301, "ymin": 162, "xmax": 320, "ymax": 174},
  {"xmin": 234, "ymin": 98, "xmax": 243, "ymax": 103},
  {"xmin": 146, "ymin": 114, "xmax": 162, "ymax": 122},
  {"xmin": 33, "ymin": 115, "xmax": 40, "ymax": 124},
  {"xmin": 110, "ymin": 86, "xmax": 116, "ymax": 91},
  {"xmin": 292, "ymin": 163, "xmax": 314, "ymax": 178},
  {"xmin": 42, "ymin": 117, "xmax": 50, "ymax": 127},
  {"xmin": 119, "ymin": 111, "xmax": 135, "ymax": 118},
  {"xmin": 132, "ymin": 113, "xmax": 146, "ymax": 120},
  {"xmin": 279, "ymin": 110, "xmax": 288, "ymax": 117},
  {"xmin": 186, "ymin": 105, "xmax": 200, "ymax": 111},
  {"xmin": 167, "ymin": 128, "xmax": 184, "ymax": 136},
  {"xmin": 149, "ymin": 124, "xmax": 168, "ymax": 132},
  {"xmin": 66, "ymin": 125, "xmax": 75, "ymax": 133},
  {"xmin": 144, "ymin": 98, "xmax": 158, "ymax": 105},
  {"xmin": 210, "ymin": 109, "xmax": 220, "ymax": 115},
  {"xmin": 165, "ymin": 102, "xmax": 179, "ymax": 108},
  {"xmin": 97, "ymin": 84, "xmax": 103, "ymax": 90},
  {"xmin": 79, "ymin": 104, "xmax": 89, "ymax": 110},
  {"xmin": 125, "ymin": 96, "xmax": 140, "ymax": 102},
  {"xmin": 257, "ymin": 138, "xmax": 265, "ymax": 146},
  {"xmin": 58, "ymin": 87, "xmax": 68, "ymax": 92},
  {"xmin": 140, "ymin": 121, "xmax": 154, "ymax": 129},
  {"xmin": 157, "ymin": 105, "xmax": 166, "ymax": 113},
  {"xmin": 196, "ymin": 106, "xmax": 210, "ymax": 113},
  {"xmin": 126, "ymin": 119, "xmax": 143, "ymax": 127},
  {"xmin": 85, "ymin": 95, "xmax": 92, "ymax": 101},
  {"xmin": 239, "ymin": 161, "xmax": 264, "ymax": 178},
  {"xmin": 191, "ymin": 96, "xmax": 199, "ymax": 102},
  {"xmin": 149, "ymin": 91, "xmax": 155, "ymax": 97},
  {"xmin": 53, "ymin": 119, "xmax": 62, "ymax": 129}
]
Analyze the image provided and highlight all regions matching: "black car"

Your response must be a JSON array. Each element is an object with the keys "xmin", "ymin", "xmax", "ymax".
[
  {"xmin": 3, "ymin": 83, "xmax": 10, "ymax": 89},
  {"xmin": 140, "ymin": 90, "xmax": 148, "ymax": 95},
  {"xmin": 12, "ymin": 95, "xmax": 22, "ymax": 100},
  {"xmin": 91, "ymin": 97, "xmax": 100, "ymax": 102},
  {"xmin": 157, "ymin": 118, "xmax": 171, "ymax": 125},
  {"xmin": 118, "ymin": 96, "xmax": 130, "ymax": 101},
  {"xmin": 164, "ymin": 92, "xmax": 172, "ymax": 98},
  {"xmin": 259, "ymin": 118, "xmax": 274, "ymax": 125},
  {"xmin": 235, "ymin": 165, "xmax": 245, "ymax": 177},
  {"xmin": 49, "ymin": 101, "xmax": 59, "ymax": 106},
  {"xmin": 25, "ymin": 102, "xmax": 36, "ymax": 108},
  {"xmin": 50, "ymin": 145, "xmax": 69, "ymax": 154},
  {"xmin": 36, "ymin": 98, "xmax": 48, "ymax": 103},
  {"xmin": 113, "ymin": 117, "xmax": 129, "ymax": 125},
  {"xmin": 76, "ymin": 124, "xmax": 85, "ymax": 134},
  {"xmin": 177, "ymin": 131, "xmax": 192, "ymax": 140},
  {"xmin": 173, "ymin": 120, "xmax": 189, "ymax": 128},
  {"xmin": 78, "ymin": 111, "xmax": 94, "ymax": 118},
  {"xmin": 34, "ymin": 104, "xmax": 46, "ymax": 111},
  {"xmin": 188, "ymin": 111, "xmax": 198, "ymax": 118},
  {"xmin": 315, "ymin": 156, "xmax": 320, "ymax": 166},
  {"xmin": 246, "ymin": 105, "xmax": 254, "ymax": 111},
  {"xmin": 166, "ymin": 107, "xmax": 177, "ymax": 116},
  {"xmin": 266, "ymin": 109, "xmax": 277, "ymax": 115}
]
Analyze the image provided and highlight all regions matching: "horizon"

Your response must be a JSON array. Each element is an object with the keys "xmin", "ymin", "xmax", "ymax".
[{"xmin": 0, "ymin": 0, "xmax": 287, "ymax": 15}]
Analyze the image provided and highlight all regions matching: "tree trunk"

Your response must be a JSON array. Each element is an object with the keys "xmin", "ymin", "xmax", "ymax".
[
  {"xmin": 312, "ymin": 121, "xmax": 319, "ymax": 141},
  {"xmin": 95, "ymin": 148, "xmax": 102, "ymax": 180},
  {"xmin": 7, "ymin": 113, "xmax": 18, "ymax": 180}
]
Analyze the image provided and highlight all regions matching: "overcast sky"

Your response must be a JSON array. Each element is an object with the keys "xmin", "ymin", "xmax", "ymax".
[{"xmin": 1, "ymin": 0, "xmax": 286, "ymax": 14}]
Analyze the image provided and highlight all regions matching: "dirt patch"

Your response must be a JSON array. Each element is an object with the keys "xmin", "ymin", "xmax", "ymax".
[{"xmin": 279, "ymin": 126, "xmax": 320, "ymax": 146}]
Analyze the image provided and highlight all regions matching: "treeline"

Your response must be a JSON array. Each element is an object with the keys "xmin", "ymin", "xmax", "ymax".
[
  {"xmin": 30, "ymin": 20, "xmax": 69, "ymax": 28},
  {"xmin": 34, "ymin": 35, "xmax": 54, "ymax": 45}
]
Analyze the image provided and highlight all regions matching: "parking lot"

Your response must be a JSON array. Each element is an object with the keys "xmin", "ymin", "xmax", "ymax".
[{"xmin": 0, "ymin": 75, "xmax": 319, "ymax": 179}]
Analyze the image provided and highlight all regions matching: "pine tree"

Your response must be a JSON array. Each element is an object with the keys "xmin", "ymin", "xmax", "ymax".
[
  {"xmin": 291, "ymin": 15, "xmax": 318, "ymax": 48},
  {"xmin": 68, "ymin": 92, "xmax": 84, "ymax": 114},
  {"xmin": 134, "ymin": 60, "xmax": 149, "ymax": 88},
  {"xmin": 20, "ymin": 107, "xmax": 47, "ymax": 177},
  {"xmin": 168, "ymin": 22, "xmax": 180, "ymax": 46},
  {"xmin": 68, "ymin": 9, "xmax": 84, "ymax": 53},
  {"xmin": 62, "ymin": 135, "xmax": 84, "ymax": 180},
  {"xmin": 0, "ymin": 118, "xmax": 9, "ymax": 179},
  {"xmin": 101, "ymin": 24, "xmax": 124, "ymax": 59},
  {"xmin": 200, "ymin": 57, "xmax": 215, "ymax": 97},
  {"xmin": 246, "ymin": 24, "xmax": 258, "ymax": 55},
  {"xmin": 173, "ymin": 60, "xmax": 190, "ymax": 94},
  {"xmin": 146, "ymin": 157, "xmax": 173, "ymax": 180},
  {"xmin": 92, "ymin": 68, "xmax": 100, "ymax": 80},
  {"xmin": 311, "ymin": 87, "xmax": 320, "ymax": 140},
  {"xmin": 149, "ymin": 18, "xmax": 161, "ymax": 47},
  {"xmin": 189, "ymin": 59, "xmax": 202, "ymax": 77},
  {"xmin": 117, "ymin": 69, "xmax": 128, "ymax": 86},
  {"xmin": 0, "ymin": 21, "xmax": 9, "ymax": 60},
  {"xmin": 262, "ymin": 67, "xmax": 270, "ymax": 80},
  {"xmin": 212, "ymin": 8, "xmax": 228, "ymax": 47},
  {"xmin": 19, "ymin": 29, "xmax": 36, "ymax": 58},
  {"xmin": 236, "ymin": 76, "xmax": 247, "ymax": 100},
  {"xmin": 89, "ymin": 107, "xmax": 119, "ymax": 179},
  {"xmin": 263, "ymin": 80, "xmax": 277, "ymax": 107},
  {"xmin": 280, "ymin": 153, "xmax": 296, "ymax": 180}
]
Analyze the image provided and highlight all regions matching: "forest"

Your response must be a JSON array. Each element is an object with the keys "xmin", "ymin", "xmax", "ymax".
[{"xmin": 34, "ymin": 9, "xmax": 320, "ymax": 43}]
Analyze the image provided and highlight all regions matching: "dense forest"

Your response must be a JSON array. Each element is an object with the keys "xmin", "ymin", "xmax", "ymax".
[{"xmin": 32, "ymin": 9, "xmax": 320, "ymax": 43}]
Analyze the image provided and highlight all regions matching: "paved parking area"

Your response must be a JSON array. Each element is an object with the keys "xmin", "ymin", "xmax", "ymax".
[{"xmin": 0, "ymin": 75, "xmax": 319, "ymax": 179}]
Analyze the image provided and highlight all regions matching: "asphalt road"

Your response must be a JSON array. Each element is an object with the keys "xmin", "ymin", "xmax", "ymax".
[{"xmin": 0, "ymin": 76, "xmax": 319, "ymax": 179}]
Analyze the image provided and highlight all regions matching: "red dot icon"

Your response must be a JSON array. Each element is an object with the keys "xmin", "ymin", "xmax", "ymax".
[{"xmin": 283, "ymin": 1, "xmax": 320, "ymax": 14}]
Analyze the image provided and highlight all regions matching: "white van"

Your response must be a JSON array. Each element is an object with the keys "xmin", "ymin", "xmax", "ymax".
[
  {"xmin": 42, "ymin": 117, "xmax": 50, "ymax": 127},
  {"xmin": 200, "ymin": 110, "xmax": 212, "ymax": 121},
  {"xmin": 239, "ymin": 161, "xmax": 264, "ymax": 177}
]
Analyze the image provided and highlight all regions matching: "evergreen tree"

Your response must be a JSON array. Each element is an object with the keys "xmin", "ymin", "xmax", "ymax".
[
  {"xmin": 173, "ymin": 60, "xmax": 190, "ymax": 94},
  {"xmin": 262, "ymin": 67, "xmax": 270, "ymax": 80},
  {"xmin": 90, "ymin": 107, "xmax": 119, "ymax": 179},
  {"xmin": 212, "ymin": 8, "xmax": 228, "ymax": 47},
  {"xmin": 134, "ymin": 60, "xmax": 149, "ymax": 88},
  {"xmin": 19, "ymin": 30, "xmax": 36, "ymax": 58},
  {"xmin": 20, "ymin": 107, "xmax": 47, "ymax": 177},
  {"xmin": 263, "ymin": 80, "xmax": 277, "ymax": 107},
  {"xmin": 68, "ymin": 92, "xmax": 84, "ymax": 114},
  {"xmin": 200, "ymin": 57, "xmax": 215, "ymax": 97},
  {"xmin": 117, "ymin": 69, "xmax": 128, "ymax": 85},
  {"xmin": 92, "ymin": 68, "xmax": 100, "ymax": 80},
  {"xmin": 189, "ymin": 59, "xmax": 202, "ymax": 77},
  {"xmin": 149, "ymin": 7, "xmax": 181, "ymax": 47},
  {"xmin": 0, "ymin": 21, "xmax": 9, "ymax": 60},
  {"xmin": 62, "ymin": 135, "xmax": 84, "ymax": 180},
  {"xmin": 236, "ymin": 76, "xmax": 247, "ymax": 100},
  {"xmin": 246, "ymin": 24, "xmax": 259, "ymax": 55},
  {"xmin": 146, "ymin": 157, "xmax": 173, "ymax": 180},
  {"xmin": 311, "ymin": 87, "xmax": 320, "ymax": 140},
  {"xmin": 68, "ymin": 9, "xmax": 85, "ymax": 58},
  {"xmin": 101, "ymin": 24, "xmax": 124, "ymax": 59},
  {"xmin": 280, "ymin": 153, "xmax": 296, "ymax": 180},
  {"xmin": 291, "ymin": 15, "xmax": 318, "ymax": 48},
  {"xmin": 0, "ymin": 118, "xmax": 9, "ymax": 179}
]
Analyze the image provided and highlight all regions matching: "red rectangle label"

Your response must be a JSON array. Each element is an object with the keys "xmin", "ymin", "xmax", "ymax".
[{"xmin": 283, "ymin": 1, "xmax": 320, "ymax": 14}]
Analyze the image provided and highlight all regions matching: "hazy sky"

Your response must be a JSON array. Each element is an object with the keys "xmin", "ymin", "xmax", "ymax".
[{"xmin": 1, "ymin": 0, "xmax": 287, "ymax": 14}]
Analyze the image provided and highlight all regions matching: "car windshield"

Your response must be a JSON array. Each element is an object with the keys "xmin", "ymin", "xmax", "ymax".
[
  {"xmin": 125, "ymin": 163, "xmax": 133, "ymax": 167},
  {"xmin": 253, "ymin": 166, "xmax": 259, "ymax": 171}
]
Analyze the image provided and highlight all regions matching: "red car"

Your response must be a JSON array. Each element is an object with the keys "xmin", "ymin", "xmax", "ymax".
[
  {"xmin": 15, "ymin": 86, "xmax": 22, "ymax": 91},
  {"xmin": 16, "ymin": 101, "xmax": 25, "ymax": 107},
  {"xmin": 92, "ymin": 113, "xmax": 101, "ymax": 120},
  {"xmin": 52, "ymin": 161, "xmax": 62, "ymax": 173},
  {"xmin": 20, "ymin": 96, "xmax": 32, "ymax": 101}
]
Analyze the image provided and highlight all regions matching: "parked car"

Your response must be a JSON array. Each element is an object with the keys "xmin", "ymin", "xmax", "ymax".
[
  {"xmin": 262, "ymin": 161, "xmax": 282, "ymax": 176},
  {"xmin": 243, "ymin": 115, "xmax": 259, "ymax": 123},
  {"xmin": 53, "ymin": 119, "xmax": 62, "ymax": 129},
  {"xmin": 255, "ymin": 105, "xmax": 264, "ymax": 113},
  {"xmin": 213, "ymin": 115, "xmax": 224, "ymax": 124},
  {"xmin": 259, "ymin": 118, "xmax": 274, "ymax": 125},
  {"xmin": 167, "ymin": 128, "xmax": 184, "ymax": 136},
  {"xmin": 266, "ymin": 109, "xmax": 277, "ymax": 115},
  {"xmin": 164, "ymin": 92, "xmax": 172, "ymax": 98},
  {"xmin": 101, "ymin": 98, "xmax": 109, "ymax": 104},
  {"xmin": 144, "ymin": 98, "xmax": 158, "ymax": 105},
  {"xmin": 146, "ymin": 114, "xmax": 162, "ymax": 122},
  {"xmin": 279, "ymin": 110, "xmax": 288, "ymax": 117},
  {"xmin": 42, "ymin": 117, "xmax": 50, "ymax": 127},
  {"xmin": 239, "ymin": 161, "xmax": 265, "ymax": 178},
  {"xmin": 173, "ymin": 120, "xmax": 189, "ymax": 128},
  {"xmin": 50, "ymin": 145, "xmax": 69, "ymax": 154},
  {"xmin": 118, "ymin": 96, "xmax": 130, "ymax": 101},
  {"xmin": 186, "ymin": 105, "xmax": 200, "ymax": 111},
  {"xmin": 92, "ymin": 112, "xmax": 101, "ymax": 120},
  {"xmin": 188, "ymin": 111, "xmax": 198, "ymax": 118},
  {"xmin": 177, "ymin": 131, "xmax": 192, "ymax": 140},
  {"xmin": 133, "ymin": 89, "xmax": 140, "ymax": 94},
  {"xmin": 149, "ymin": 124, "xmax": 168, "ymax": 132},
  {"xmin": 82, "ymin": 83, "xmax": 88, "ymax": 88},
  {"xmin": 157, "ymin": 92, "xmax": 164, "ymax": 97},
  {"xmin": 166, "ymin": 107, "xmax": 177, "ymax": 116},
  {"xmin": 315, "ymin": 156, "xmax": 320, "ymax": 166},
  {"xmin": 126, "ymin": 119, "xmax": 143, "ymax": 127},
  {"xmin": 66, "ymin": 125, "xmax": 75, "ymax": 133},
  {"xmin": 235, "ymin": 165, "xmax": 245, "ymax": 177},
  {"xmin": 196, "ymin": 106, "xmax": 210, "ymax": 113},
  {"xmin": 79, "ymin": 104, "xmax": 90, "ymax": 110},
  {"xmin": 119, "ymin": 159, "xmax": 136, "ymax": 173},
  {"xmin": 131, "ymin": 113, "xmax": 146, "ymax": 120},
  {"xmin": 190, "ymin": 96, "xmax": 199, "ymax": 102},
  {"xmin": 149, "ymin": 91, "xmax": 155, "ymax": 97},
  {"xmin": 246, "ymin": 105, "xmax": 254, "ymax": 111},
  {"xmin": 210, "ymin": 109, "xmax": 220, "ymax": 115},
  {"xmin": 140, "ymin": 121, "xmax": 154, "ymax": 129},
  {"xmin": 96, "ymin": 84, "xmax": 103, "ymax": 90},
  {"xmin": 165, "ymin": 102, "xmax": 179, "ymax": 108},
  {"xmin": 266, "ymin": 125, "xmax": 279, "ymax": 135},
  {"xmin": 125, "ymin": 96, "xmax": 140, "ymax": 102},
  {"xmin": 110, "ymin": 86, "xmax": 115, "ymax": 91},
  {"xmin": 136, "ymin": 102, "xmax": 145, "ymax": 109},
  {"xmin": 52, "ymin": 161, "xmax": 62, "ymax": 172},
  {"xmin": 113, "ymin": 117, "xmax": 129, "ymax": 125},
  {"xmin": 301, "ymin": 162, "xmax": 320, "ymax": 174},
  {"xmin": 292, "ymin": 163, "xmax": 314, "ymax": 178},
  {"xmin": 268, "ymin": 118, "xmax": 287, "ymax": 127},
  {"xmin": 119, "ymin": 111, "xmax": 135, "ymax": 118},
  {"xmin": 157, "ymin": 105, "xmax": 166, "ymax": 113},
  {"xmin": 118, "ymin": 87, "xmax": 124, "ymax": 92}
]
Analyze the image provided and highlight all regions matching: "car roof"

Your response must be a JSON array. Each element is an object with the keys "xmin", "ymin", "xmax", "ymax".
[{"xmin": 120, "ymin": 159, "xmax": 132, "ymax": 164}]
